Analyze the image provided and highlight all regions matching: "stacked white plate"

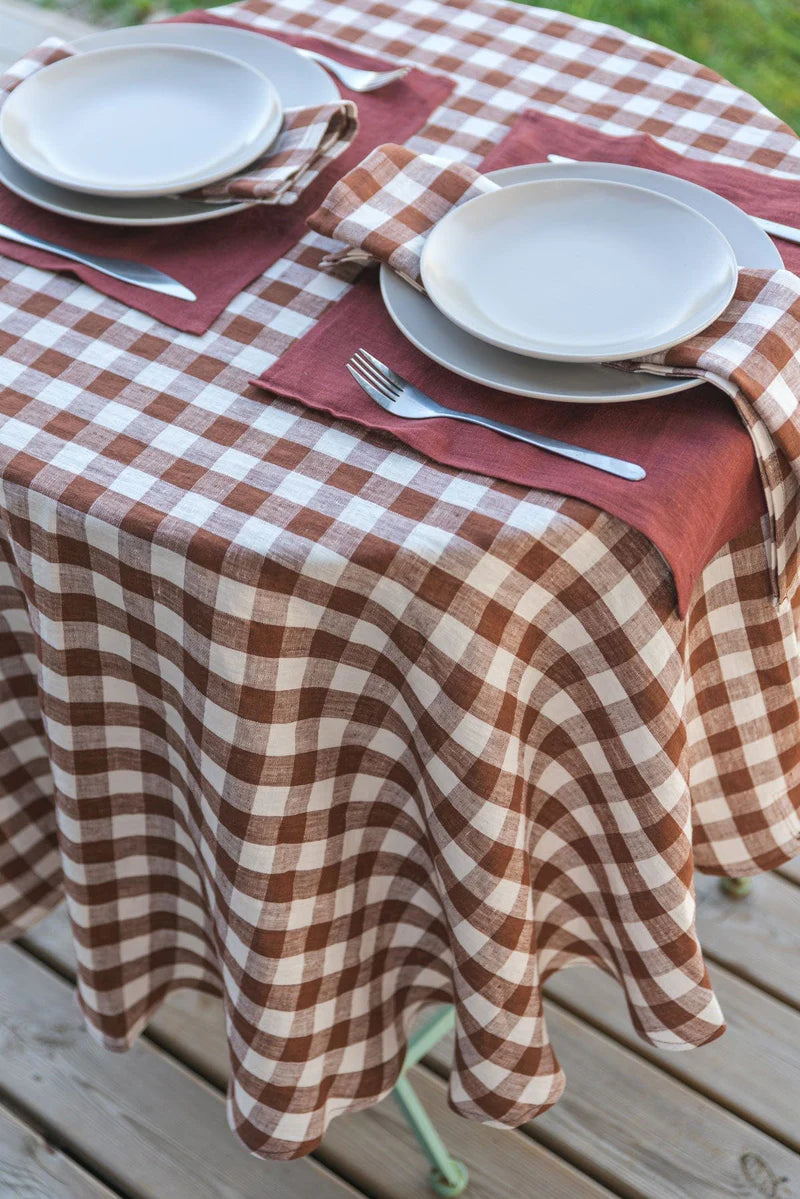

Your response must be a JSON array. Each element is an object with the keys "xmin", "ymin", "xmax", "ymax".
[
  {"xmin": 382, "ymin": 163, "xmax": 780, "ymax": 403},
  {"xmin": 0, "ymin": 24, "xmax": 338, "ymax": 227}
]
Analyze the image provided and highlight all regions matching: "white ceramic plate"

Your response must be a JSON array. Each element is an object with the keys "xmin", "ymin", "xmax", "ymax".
[
  {"xmin": 0, "ymin": 44, "xmax": 283, "ymax": 198},
  {"xmin": 419, "ymin": 178, "xmax": 738, "ymax": 362},
  {"xmin": 0, "ymin": 23, "xmax": 338, "ymax": 225},
  {"xmin": 381, "ymin": 161, "xmax": 780, "ymax": 403}
]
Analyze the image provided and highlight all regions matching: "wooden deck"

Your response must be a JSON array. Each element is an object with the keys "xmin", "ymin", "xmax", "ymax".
[{"xmin": 0, "ymin": 866, "xmax": 796, "ymax": 1199}]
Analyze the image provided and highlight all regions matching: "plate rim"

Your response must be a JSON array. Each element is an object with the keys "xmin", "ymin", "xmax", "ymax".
[
  {"xmin": 380, "ymin": 267, "xmax": 707, "ymax": 402},
  {"xmin": 0, "ymin": 22, "xmax": 337, "ymax": 226},
  {"xmin": 419, "ymin": 176, "xmax": 739, "ymax": 363},
  {"xmin": 380, "ymin": 160, "xmax": 778, "ymax": 402}
]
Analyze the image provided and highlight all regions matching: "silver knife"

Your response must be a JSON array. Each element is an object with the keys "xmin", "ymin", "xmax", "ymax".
[
  {"xmin": 546, "ymin": 154, "xmax": 800, "ymax": 247},
  {"xmin": 0, "ymin": 222, "xmax": 197, "ymax": 301}
]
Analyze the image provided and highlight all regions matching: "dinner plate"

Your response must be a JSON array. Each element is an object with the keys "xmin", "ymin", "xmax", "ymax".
[
  {"xmin": 381, "ymin": 161, "xmax": 781, "ymax": 403},
  {"xmin": 0, "ymin": 24, "xmax": 338, "ymax": 226},
  {"xmin": 420, "ymin": 178, "xmax": 738, "ymax": 362},
  {"xmin": 1, "ymin": 45, "xmax": 283, "ymax": 198}
]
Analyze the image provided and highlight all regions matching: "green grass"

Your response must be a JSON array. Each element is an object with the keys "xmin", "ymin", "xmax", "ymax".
[{"xmin": 46, "ymin": 0, "xmax": 800, "ymax": 132}]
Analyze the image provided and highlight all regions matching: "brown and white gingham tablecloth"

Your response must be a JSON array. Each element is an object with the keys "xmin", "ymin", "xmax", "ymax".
[{"xmin": 1, "ymin": 0, "xmax": 800, "ymax": 1159}]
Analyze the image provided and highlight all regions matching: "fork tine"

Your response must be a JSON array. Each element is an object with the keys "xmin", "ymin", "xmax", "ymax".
[
  {"xmin": 357, "ymin": 348, "xmax": 408, "ymax": 391},
  {"xmin": 352, "ymin": 351, "xmax": 400, "ymax": 398},
  {"xmin": 347, "ymin": 363, "xmax": 397, "ymax": 410},
  {"xmin": 353, "ymin": 347, "xmax": 400, "ymax": 388},
  {"xmin": 351, "ymin": 358, "xmax": 397, "ymax": 401}
]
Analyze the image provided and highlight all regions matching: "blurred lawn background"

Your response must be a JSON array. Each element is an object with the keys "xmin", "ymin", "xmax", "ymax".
[
  {"xmin": 45, "ymin": 0, "xmax": 800, "ymax": 131},
  {"xmin": 542, "ymin": 0, "xmax": 800, "ymax": 131}
]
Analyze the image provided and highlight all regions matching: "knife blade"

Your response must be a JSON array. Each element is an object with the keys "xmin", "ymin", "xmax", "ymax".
[{"xmin": 0, "ymin": 222, "xmax": 197, "ymax": 301}]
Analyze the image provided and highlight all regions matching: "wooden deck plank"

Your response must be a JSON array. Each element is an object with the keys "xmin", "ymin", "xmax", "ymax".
[
  {"xmin": 21, "ymin": 907, "xmax": 800, "ymax": 1199},
  {"xmin": 0, "ymin": 943, "xmax": 362, "ymax": 1199},
  {"xmin": 20, "ymin": 910, "xmax": 617, "ymax": 1199},
  {"xmin": 776, "ymin": 857, "xmax": 800, "ymax": 886},
  {"xmin": 0, "ymin": 1101, "xmax": 122, "ymax": 1199},
  {"xmin": 324, "ymin": 1063, "xmax": 619, "ymax": 1199},
  {"xmin": 425, "ymin": 1011, "xmax": 800, "ymax": 1199},
  {"xmin": 545, "ymin": 961, "xmax": 800, "ymax": 1149},
  {"xmin": 695, "ymin": 872, "xmax": 800, "ymax": 1010}
]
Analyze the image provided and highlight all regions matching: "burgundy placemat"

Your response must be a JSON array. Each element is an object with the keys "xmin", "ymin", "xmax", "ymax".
[
  {"xmin": 0, "ymin": 14, "xmax": 453, "ymax": 333},
  {"xmin": 486, "ymin": 110, "xmax": 800, "ymax": 273},
  {"xmin": 255, "ymin": 274, "xmax": 764, "ymax": 614},
  {"xmin": 253, "ymin": 110, "xmax": 800, "ymax": 611}
]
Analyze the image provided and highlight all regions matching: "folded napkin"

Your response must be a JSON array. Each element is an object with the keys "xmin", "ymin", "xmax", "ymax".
[
  {"xmin": 0, "ymin": 40, "xmax": 358, "ymax": 207},
  {"xmin": 191, "ymin": 103, "xmax": 357, "ymax": 205},
  {"xmin": 0, "ymin": 18, "xmax": 451, "ymax": 334},
  {"xmin": 624, "ymin": 269, "xmax": 800, "ymax": 602},
  {"xmin": 309, "ymin": 134, "xmax": 800, "ymax": 605},
  {"xmin": 308, "ymin": 143, "xmax": 496, "ymax": 286},
  {"xmin": 0, "ymin": 37, "xmax": 71, "ymax": 91}
]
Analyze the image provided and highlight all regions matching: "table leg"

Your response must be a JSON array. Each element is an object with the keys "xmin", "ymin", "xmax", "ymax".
[
  {"xmin": 719, "ymin": 877, "xmax": 754, "ymax": 898},
  {"xmin": 392, "ymin": 1007, "xmax": 469, "ymax": 1196}
]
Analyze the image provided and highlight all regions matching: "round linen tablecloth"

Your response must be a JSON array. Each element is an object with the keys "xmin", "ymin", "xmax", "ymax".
[{"xmin": 0, "ymin": 0, "xmax": 799, "ymax": 1159}]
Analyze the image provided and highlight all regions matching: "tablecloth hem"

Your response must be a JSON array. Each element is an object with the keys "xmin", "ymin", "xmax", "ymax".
[
  {"xmin": 75, "ymin": 974, "xmax": 224, "ymax": 1054},
  {"xmin": 67, "ymin": 934, "xmax": 732, "ymax": 1158}
]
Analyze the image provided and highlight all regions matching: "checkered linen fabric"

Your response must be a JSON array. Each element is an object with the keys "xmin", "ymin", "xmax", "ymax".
[
  {"xmin": 0, "ymin": 37, "xmax": 72, "ymax": 100},
  {"xmin": 1, "ymin": 0, "xmax": 800, "ymax": 1161},
  {"xmin": 310, "ymin": 153, "xmax": 800, "ymax": 607},
  {"xmin": 0, "ymin": 40, "xmax": 357, "ymax": 207},
  {"xmin": 195, "ymin": 101, "xmax": 359, "ymax": 203},
  {"xmin": 308, "ymin": 142, "xmax": 497, "ymax": 285}
]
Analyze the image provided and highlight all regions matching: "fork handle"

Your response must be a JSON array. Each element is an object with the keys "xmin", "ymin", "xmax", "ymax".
[{"xmin": 434, "ymin": 408, "xmax": 646, "ymax": 480}]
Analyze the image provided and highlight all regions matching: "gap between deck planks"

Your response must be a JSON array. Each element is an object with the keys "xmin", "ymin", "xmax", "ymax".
[
  {"xmin": 777, "ymin": 856, "xmax": 800, "ymax": 886},
  {"xmin": 694, "ymin": 871, "xmax": 800, "ymax": 1011},
  {"xmin": 0, "ymin": 1099, "xmax": 120, "ymax": 1199},
  {"xmin": 6, "ymin": 916, "xmax": 614, "ymax": 1199},
  {"xmin": 14, "ymin": 900, "xmax": 800, "ymax": 1199}
]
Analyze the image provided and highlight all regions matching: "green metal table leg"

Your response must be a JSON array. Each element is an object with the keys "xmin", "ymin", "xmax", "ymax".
[
  {"xmin": 392, "ymin": 1007, "xmax": 469, "ymax": 1197},
  {"xmin": 405, "ymin": 1007, "xmax": 456, "ymax": 1069},
  {"xmin": 393, "ymin": 1073, "xmax": 469, "ymax": 1197},
  {"xmin": 719, "ymin": 876, "xmax": 754, "ymax": 899}
]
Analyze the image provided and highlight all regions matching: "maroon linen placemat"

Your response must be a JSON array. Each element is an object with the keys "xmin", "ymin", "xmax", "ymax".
[
  {"xmin": 491, "ymin": 110, "xmax": 800, "ymax": 273},
  {"xmin": 0, "ymin": 14, "xmax": 453, "ymax": 333},
  {"xmin": 255, "ymin": 274, "xmax": 765, "ymax": 614},
  {"xmin": 254, "ymin": 109, "xmax": 799, "ymax": 612}
]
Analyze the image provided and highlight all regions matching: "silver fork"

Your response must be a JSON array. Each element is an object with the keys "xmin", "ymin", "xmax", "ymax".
[
  {"xmin": 347, "ymin": 350, "xmax": 646, "ymax": 481},
  {"xmin": 297, "ymin": 47, "xmax": 410, "ymax": 92}
]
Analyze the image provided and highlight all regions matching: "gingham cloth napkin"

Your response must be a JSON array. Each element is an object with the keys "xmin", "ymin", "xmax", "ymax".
[
  {"xmin": 0, "ymin": 40, "xmax": 358, "ymax": 206},
  {"xmin": 310, "ymin": 142, "xmax": 800, "ymax": 603},
  {"xmin": 624, "ymin": 268, "xmax": 800, "ymax": 602},
  {"xmin": 308, "ymin": 142, "xmax": 498, "ymax": 286}
]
